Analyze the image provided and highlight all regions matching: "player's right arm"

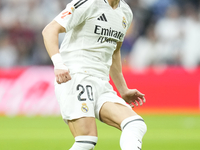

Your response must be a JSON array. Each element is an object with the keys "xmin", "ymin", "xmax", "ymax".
[{"xmin": 42, "ymin": 20, "xmax": 71, "ymax": 84}]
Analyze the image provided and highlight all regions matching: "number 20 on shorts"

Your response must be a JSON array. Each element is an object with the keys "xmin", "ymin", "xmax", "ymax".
[{"xmin": 76, "ymin": 84, "xmax": 94, "ymax": 101}]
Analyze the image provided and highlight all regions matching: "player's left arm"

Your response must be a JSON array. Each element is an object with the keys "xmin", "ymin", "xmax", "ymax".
[{"xmin": 110, "ymin": 42, "xmax": 146, "ymax": 107}]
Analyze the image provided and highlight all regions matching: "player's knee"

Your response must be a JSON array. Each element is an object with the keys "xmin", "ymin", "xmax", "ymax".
[
  {"xmin": 70, "ymin": 136, "xmax": 98, "ymax": 150},
  {"xmin": 121, "ymin": 115, "xmax": 147, "ymax": 139}
]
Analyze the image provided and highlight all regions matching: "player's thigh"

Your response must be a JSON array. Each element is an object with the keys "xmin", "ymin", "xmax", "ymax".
[
  {"xmin": 68, "ymin": 117, "xmax": 97, "ymax": 137},
  {"xmin": 99, "ymin": 102, "xmax": 137, "ymax": 130}
]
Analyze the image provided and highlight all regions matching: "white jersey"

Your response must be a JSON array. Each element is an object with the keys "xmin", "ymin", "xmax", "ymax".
[{"xmin": 54, "ymin": 0, "xmax": 133, "ymax": 80}]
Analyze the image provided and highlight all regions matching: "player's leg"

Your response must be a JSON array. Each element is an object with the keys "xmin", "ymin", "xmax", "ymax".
[
  {"xmin": 99, "ymin": 102, "xmax": 147, "ymax": 150},
  {"xmin": 68, "ymin": 117, "xmax": 98, "ymax": 150},
  {"xmin": 55, "ymin": 74, "xmax": 98, "ymax": 150},
  {"xmin": 68, "ymin": 117, "xmax": 97, "ymax": 137}
]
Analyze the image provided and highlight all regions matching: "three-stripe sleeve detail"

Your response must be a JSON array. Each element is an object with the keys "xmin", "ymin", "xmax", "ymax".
[{"xmin": 74, "ymin": 0, "xmax": 88, "ymax": 9}]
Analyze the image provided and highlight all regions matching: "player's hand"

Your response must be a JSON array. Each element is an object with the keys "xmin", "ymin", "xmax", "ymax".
[
  {"xmin": 51, "ymin": 53, "xmax": 71, "ymax": 84},
  {"xmin": 121, "ymin": 89, "xmax": 146, "ymax": 108},
  {"xmin": 54, "ymin": 68, "xmax": 71, "ymax": 84}
]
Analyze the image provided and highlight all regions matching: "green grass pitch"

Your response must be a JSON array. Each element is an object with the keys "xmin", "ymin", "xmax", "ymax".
[{"xmin": 0, "ymin": 114, "xmax": 200, "ymax": 150}]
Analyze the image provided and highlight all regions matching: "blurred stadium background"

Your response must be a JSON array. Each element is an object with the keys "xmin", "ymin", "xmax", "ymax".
[{"xmin": 0, "ymin": 0, "xmax": 200, "ymax": 150}]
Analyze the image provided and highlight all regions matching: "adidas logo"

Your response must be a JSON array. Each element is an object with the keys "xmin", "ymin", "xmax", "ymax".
[{"xmin": 97, "ymin": 13, "xmax": 107, "ymax": 22}]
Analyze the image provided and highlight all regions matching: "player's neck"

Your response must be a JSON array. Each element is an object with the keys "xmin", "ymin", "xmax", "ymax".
[{"xmin": 107, "ymin": 0, "xmax": 120, "ymax": 9}]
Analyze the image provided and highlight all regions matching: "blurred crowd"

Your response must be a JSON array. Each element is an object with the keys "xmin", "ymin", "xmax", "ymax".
[
  {"xmin": 0, "ymin": 0, "xmax": 69, "ymax": 67},
  {"xmin": 0, "ymin": 0, "xmax": 200, "ymax": 71},
  {"xmin": 126, "ymin": 0, "xmax": 200, "ymax": 71}
]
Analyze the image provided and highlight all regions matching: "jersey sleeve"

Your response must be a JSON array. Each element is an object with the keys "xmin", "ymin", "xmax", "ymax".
[
  {"xmin": 128, "ymin": 12, "xmax": 133, "ymax": 29},
  {"xmin": 54, "ymin": 0, "xmax": 94, "ymax": 32},
  {"xmin": 119, "ymin": 9, "xmax": 133, "ymax": 42}
]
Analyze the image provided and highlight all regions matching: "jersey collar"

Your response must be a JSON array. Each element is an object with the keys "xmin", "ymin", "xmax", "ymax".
[{"xmin": 104, "ymin": 0, "xmax": 121, "ymax": 9}]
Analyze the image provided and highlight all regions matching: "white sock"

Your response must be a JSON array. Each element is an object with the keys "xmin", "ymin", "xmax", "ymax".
[
  {"xmin": 120, "ymin": 115, "xmax": 147, "ymax": 150},
  {"xmin": 69, "ymin": 136, "xmax": 98, "ymax": 150}
]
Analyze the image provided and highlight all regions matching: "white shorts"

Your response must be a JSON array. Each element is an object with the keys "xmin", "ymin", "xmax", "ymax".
[{"xmin": 55, "ymin": 73, "xmax": 131, "ymax": 123}]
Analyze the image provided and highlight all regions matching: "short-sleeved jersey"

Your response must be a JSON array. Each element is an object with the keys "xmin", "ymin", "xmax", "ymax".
[{"xmin": 54, "ymin": 0, "xmax": 133, "ymax": 80}]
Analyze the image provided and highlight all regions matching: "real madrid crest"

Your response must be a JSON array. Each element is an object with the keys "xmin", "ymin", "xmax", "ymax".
[
  {"xmin": 81, "ymin": 103, "xmax": 89, "ymax": 113},
  {"xmin": 122, "ymin": 17, "xmax": 127, "ymax": 29}
]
